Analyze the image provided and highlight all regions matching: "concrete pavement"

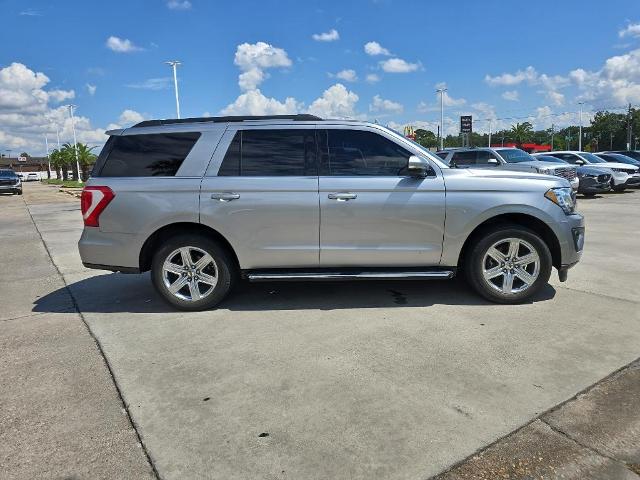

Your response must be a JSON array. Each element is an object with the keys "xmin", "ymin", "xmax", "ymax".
[{"xmin": 2, "ymin": 182, "xmax": 640, "ymax": 479}]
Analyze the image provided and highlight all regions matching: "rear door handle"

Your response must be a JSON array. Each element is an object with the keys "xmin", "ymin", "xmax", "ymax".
[
  {"xmin": 328, "ymin": 192, "xmax": 357, "ymax": 201},
  {"xmin": 211, "ymin": 192, "xmax": 240, "ymax": 202}
]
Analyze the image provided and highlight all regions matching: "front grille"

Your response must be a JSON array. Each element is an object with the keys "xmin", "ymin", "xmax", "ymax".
[
  {"xmin": 611, "ymin": 168, "xmax": 631, "ymax": 173},
  {"xmin": 0, "ymin": 179, "xmax": 15, "ymax": 186},
  {"xmin": 554, "ymin": 167, "xmax": 577, "ymax": 181},
  {"xmin": 598, "ymin": 174, "xmax": 611, "ymax": 183}
]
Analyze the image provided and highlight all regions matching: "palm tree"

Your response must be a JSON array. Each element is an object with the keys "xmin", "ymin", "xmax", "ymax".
[
  {"xmin": 49, "ymin": 149, "xmax": 66, "ymax": 180},
  {"xmin": 75, "ymin": 143, "xmax": 97, "ymax": 181},
  {"xmin": 61, "ymin": 143, "xmax": 80, "ymax": 181},
  {"xmin": 510, "ymin": 122, "xmax": 533, "ymax": 147}
]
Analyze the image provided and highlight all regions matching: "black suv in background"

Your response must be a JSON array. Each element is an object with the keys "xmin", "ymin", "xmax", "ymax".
[
  {"xmin": 0, "ymin": 169, "xmax": 22, "ymax": 195},
  {"xmin": 533, "ymin": 155, "xmax": 611, "ymax": 196}
]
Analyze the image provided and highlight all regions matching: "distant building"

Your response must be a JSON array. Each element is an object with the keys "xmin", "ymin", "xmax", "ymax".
[{"xmin": 0, "ymin": 156, "xmax": 49, "ymax": 173}]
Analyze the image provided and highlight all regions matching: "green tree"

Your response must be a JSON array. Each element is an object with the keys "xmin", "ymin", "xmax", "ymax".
[
  {"xmin": 414, "ymin": 128, "xmax": 437, "ymax": 148},
  {"xmin": 589, "ymin": 111, "xmax": 626, "ymax": 151},
  {"xmin": 75, "ymin": 143, "xmax": 97, "ymax": 181},
  {"xmin": 61, "ymin": 143, "xmax": 82, "ymax": 181},
  {"xmin": 509, "ymin": 122, "xmax": 533, "ymax": 146},
  {"xmin": 19, "ymin": 151, "xmax": 30, "ymax": 158},
  {"xmin": 49, "ymin": 149, "xmax": 66, "ymax": 180}
]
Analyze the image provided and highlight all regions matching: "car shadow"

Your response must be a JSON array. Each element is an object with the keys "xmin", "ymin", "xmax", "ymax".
[{"xmin": 32, "ymin": 271, "xmax": 557, "ymax": 314}]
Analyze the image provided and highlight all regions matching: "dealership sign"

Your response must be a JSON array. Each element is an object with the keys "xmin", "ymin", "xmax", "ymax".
[{"xmin": 460, "ymin": 116, "xmax": 472, "ymax": 133}]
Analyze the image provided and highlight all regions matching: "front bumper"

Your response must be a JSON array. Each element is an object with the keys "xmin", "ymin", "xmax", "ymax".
[
  {"xmin": 625, "ymin": 174, "xmax": 640, "ymax": 186},
  {"xmin": 0, "ymin": 184, "xmax": 21, "ymax": 192},
  {"xmin": 579, "ymin": 176, "xmax": 611, "ymax": 194},
  {"xmin": 555, "ymin": 213, "xmax": 585, "ymax": 280}
]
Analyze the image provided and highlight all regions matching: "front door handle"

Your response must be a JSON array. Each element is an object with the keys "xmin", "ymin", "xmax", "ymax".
[
  {"xmin": 211, "ymin": 192, "xmax": 240, "ymax": 202},
  {"xmin": 328, "ymin": 192, "xmax": 357, "ymax": 201}
]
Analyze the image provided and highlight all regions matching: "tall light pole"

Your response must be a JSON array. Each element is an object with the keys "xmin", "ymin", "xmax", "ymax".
[
  {"xmin": 44, "ymin": 134, "xmax": 51, "ymax": 179},
  {"xmin": 165, "ymin": 60, "xmax": 182, "ymax": 119},
  {"xmin": 578, "ymin": 101, "xmax": 584, "ymax": 151},
  {"xmin": 436, "ymin": 87, "xmax": 447, "ymax": 150},
  {"xmin": 488, "ymin": 119, "xmax": 492, "ymax": 147},
  {"xmin": 65, "ymin": 104, "xmax": 82, "ymax": 182}
]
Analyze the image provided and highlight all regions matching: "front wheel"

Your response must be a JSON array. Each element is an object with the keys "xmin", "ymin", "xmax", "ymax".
[
  {"xmin": 151, "ymin": 234, "xmax": 236, "ymax": 311},
  {"xmin": 465, "ymin": 226, "xmax": 552, "ymax": 304}
]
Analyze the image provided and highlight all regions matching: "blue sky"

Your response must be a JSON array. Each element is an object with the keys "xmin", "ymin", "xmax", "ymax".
[{"xmin": 1, "ymin": 0, "xmax": 640, "ymax": 154}]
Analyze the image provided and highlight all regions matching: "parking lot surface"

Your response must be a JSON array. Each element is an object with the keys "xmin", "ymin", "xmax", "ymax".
[{"xmin": 2, "ymin": 183, "xmax": 640, "ymax": 479}]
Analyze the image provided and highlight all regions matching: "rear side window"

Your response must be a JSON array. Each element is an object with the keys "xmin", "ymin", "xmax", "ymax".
[
  {"xmin": 218, "ymin": 129, "xmax": 316, "ymax": 176},
  {"xmin": 97, "ymin": 132, "xmax": 200, "ymax": 177},
  {"xmin": 320, "ymin": 129, "xmax": 411, "ymax": 176}
]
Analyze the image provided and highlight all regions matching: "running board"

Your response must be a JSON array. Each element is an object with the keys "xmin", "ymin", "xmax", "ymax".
[{"xmin": 246, "ymin": 270, "xmax": 455, "ymax": 282}]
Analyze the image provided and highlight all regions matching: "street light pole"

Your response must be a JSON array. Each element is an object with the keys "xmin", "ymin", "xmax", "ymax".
[
  {"xmin": 488, "ymin": 119, "xmax": 492, "ymax": 147},
  {"xmin": 65, "ymin": 104, "xmax": 82, "ymax": 182},
  {"xmin": 165, "ymin": 60, "xmax": 182, "ymax": 119},
  {"xmin": 44, "ymin": 134, "xmax": 51, "ymax": 179},
  {"xmin": 436, "ymin": 87, "xmax": 447, "ymax": 150},
  {"xmin": 578, "ymin": 101, "xmax": 584, "ymax": 151}
]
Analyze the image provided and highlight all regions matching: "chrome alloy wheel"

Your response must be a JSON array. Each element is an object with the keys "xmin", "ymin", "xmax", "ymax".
[
  {"xmin": 481, "ymin": 238, "xmax": 540, "ymax": 295},
  {"xmin": 162, "ymin": 246, "xmax": 218, "ymax": 301}
]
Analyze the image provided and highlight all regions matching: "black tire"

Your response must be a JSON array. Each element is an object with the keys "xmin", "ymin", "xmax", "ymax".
[
  {"xmin": 465, "ymin": 225, "xmax": 552, "ymax": 304},
  {"xmin": 151, "ymin": 234, "xmax": 236, "ymax": 311},
  {"xmin": 582, "ymin": 192, "xmax": 596, "ymax": 197},
  {"xmin": 16, "ymin": 190, "xmax": 22, "ymax": 195},
  {"xmin": 612, "ymin": 185, "xmax": 626, "ymax": 192}
]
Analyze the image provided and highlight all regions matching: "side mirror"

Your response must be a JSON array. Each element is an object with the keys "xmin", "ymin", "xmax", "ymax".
[
  {"xmin": 575, "ymin": 159, "xmax": 585, "ymax": 165},
  {"xmin": 408, "ymin": 155, "xmax": 429, "ymax": 177},
  {"xmin": 487, "ymin": 158, "xmax": 499, "ymax": 165}
]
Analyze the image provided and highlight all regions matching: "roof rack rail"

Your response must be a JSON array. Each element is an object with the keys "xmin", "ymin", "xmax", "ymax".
[{"xmin": 131, "ymin": 114, "xmax": 323, "ymax": 128}]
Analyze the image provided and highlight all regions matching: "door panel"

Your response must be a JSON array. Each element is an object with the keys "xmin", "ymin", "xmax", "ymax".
[{"xmin": 200, "ymin": 177, "xmax": 319, "ymax": 269}]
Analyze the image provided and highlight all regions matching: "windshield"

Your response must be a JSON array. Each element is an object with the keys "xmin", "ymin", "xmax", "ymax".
[
  {"xmin": 536, "ymin": 155, "xmax": 568, "ymax": 164},
  {"xmin": 609, "ymin": 154, "xmax": 640, "ymax": 166},
  {"xmin": 497, "ymin": 148, "xmax": 536, "ymax": 163},
  {"xmin": 0, "ymin": 170, "xmax": 17, "ymax": 177},
  {"xmin": 580, "ymin": 152, "xmax": 606, "ymax": 164}
]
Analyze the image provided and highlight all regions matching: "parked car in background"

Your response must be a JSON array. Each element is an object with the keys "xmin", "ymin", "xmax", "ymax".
[
  {"xmin": 542, "ymin": 151, "xmax": 640, "ymax": 191},
  {"xmin": 595, "ymin": 152, "xmax": 640, "ymax": 169},
  {"xmin": 435, "ymin": 147, "xmax": 579, "ymax": 190},
  {"xmin": 0, "ymin": 169, "xmax": 22, "ymax": 195},
  {"xmin": 532, "ymin": 154, "xmax": 612, "ymax": 196},
  {"xmin": 78, "ymin": 115, "xmax": 584, "ymax": 309},
  {"xmin": 602, "ymin": 150, "xmax": 640, "ymax": 162},
  {"xmin": 24, "ymin": 172, "xmax": 40, "ymax": 181}
]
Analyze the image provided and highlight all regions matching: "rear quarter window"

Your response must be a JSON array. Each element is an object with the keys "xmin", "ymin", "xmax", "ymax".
[{"xmin": 96, "ymin": 132, "xmax": 201, "ymax": 177}]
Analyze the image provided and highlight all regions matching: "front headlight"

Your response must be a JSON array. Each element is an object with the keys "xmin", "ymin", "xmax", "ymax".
[{"xmin": 545, "ymin": 187, "xmax": 576, "ymax": 215}]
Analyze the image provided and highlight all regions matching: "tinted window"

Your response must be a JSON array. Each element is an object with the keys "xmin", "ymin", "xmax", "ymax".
[
  {"xmin": 451, "ymin": 151, "xmax": 477, "ymax": 166},
  {"xmin": 476, "ymin": 151, "xmax": 498, "ymax": 165},
  {"xmin": 0, "ymin": 170, "xmax": 17, "ymax": 177},
  {"xmin": 436, "ymin": 152, "xmax": 448, "ymax": 160},
  {"xmin": 218, "ymin": 129, "xmax": 315, "ymax": 176},
  {"xmin": 99, "ymin": 132, "xmax": 200, "ymax": 177},
  {"xmin": 321, "ymin": 129, "xmax": 411, "ymax": 176},
  {"xmin": 498, "ymin": 149, "xmax": 535, "ymax": 163},
  {"xmin": 536, "ymin": 155, "xmax": 567, "ymax": 163}
]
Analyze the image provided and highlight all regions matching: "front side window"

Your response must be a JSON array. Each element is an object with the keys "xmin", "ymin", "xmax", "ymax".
[
  {"xmin": 475, "ymin": 151, "xmax": 498, "ymax": 165},
  {"xmin": 218, "ymin": 129, "xmax": 315, "ymax": 176},
  {"xmin": 451, "ymin": 151, "xmax": 477, "ymax": 166},
  {"xmin": 320, "ymin": 129, "xmax": 411, "ymax": 176},
  {"xmin": 98, "ymin": 132, "xmax": 200, "ymax": 177},
  {"xmin": 579, "ymin": 152, "xmax": 606, "ymax": 164}
]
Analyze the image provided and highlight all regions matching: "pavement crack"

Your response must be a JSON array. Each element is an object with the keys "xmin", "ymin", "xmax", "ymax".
[
  {"xmin": 555, "ymin": 284, "xmax": 640, "ymax": 305},
  {"xmin": 22, "ymin": 196, "xmax": 162, "ymax": 480},
  {"xmin": 0, "ymin": 308, "xmax": 77, "ymax": 323}
]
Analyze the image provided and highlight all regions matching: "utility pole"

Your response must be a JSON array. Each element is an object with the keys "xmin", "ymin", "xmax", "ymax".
[
  {"xmin": 550, "ymin": 123, "xmax": 555, "ymax": 150},
  {"xmin": 578, "ymin": 102, "xmax": 584, "ymax": 151},
  {"xmin": 44, "ymin": 134, "xmax": 51, "ymax": 179},
  {"xmin": 610, "ymin": 132, "xmax": 614, "ymax": 150},
  {"xmin": 436, "ymin": 87, "xmax": 447, "ymax": 150},
  {"xmin": 65, "ymin": 104, "xmax": 82, "ymax": 182},
  {"xmin": 165, "ymin": 60, "xmax": 182, "ymax": 119},
  {"xmin": 627, "ymin": 103, "xmax": 632, "ymax": 150},
  {"xmin": 488, "ymin": 119, "xmax": 492, "ymax": 147}
]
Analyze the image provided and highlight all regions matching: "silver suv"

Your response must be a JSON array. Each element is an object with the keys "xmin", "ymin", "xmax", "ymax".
[
  {"xmin": 79, "ymin": 115, "xmax": 584, "ymax": 310},
  {"xmin": 436, "ymin": 147, "xmax": 579, "ymax": 190}
]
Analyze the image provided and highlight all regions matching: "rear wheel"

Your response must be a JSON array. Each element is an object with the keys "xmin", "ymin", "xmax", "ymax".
[
  {"xmin": 151, "ymin": 234, "xmax": 236, "ymax": 311},
  {"xmin": 465, "ymin": 225, "xmax": 552, "ymax": 304}
]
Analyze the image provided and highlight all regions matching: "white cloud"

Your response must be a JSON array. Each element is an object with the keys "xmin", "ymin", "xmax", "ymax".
[
  {"xmin": 418, "ymin": 85, "xmax": 465, "ymax": 111},
  {"xmin": 0, "ymin": 63, "xmax": 135, "ymax": 154},
  {"xmin": 106, "ymin": 36, "xmax": 143, "ymax": 53},
  {"xmin": 86, "ymin": 84, "xmax": 97, "ymax": 96},
  {"xmin": 125, "ymin": 77, "xmax": 171, "ymax": 90},
  {"xmin": 619, "ymin": 23, "xmax": 640, "ymax": 38},
  {"xmin": 380, "ymin": 58, "xmax": 419, "ymax": 73},
  {"xmin": 332, "ymin": 69, "xmax": 357, "ymax": 82},
  {"xmin": 364, "ymin": 41, "xmax": 391, "ymax": 56},
  {"xmin": 502, "ymin": 90, "xmax": 519, "ymax": 101},
  {"xmin": 369, "ymin": 95, "xmax": 403, "ymax": 114},
  {"xmin": 166, "ymin": 0, "xmax": 192, "ymax": 10},
  {"xmin": 312, "ymin": 29, "xmax": 339, "ymax": 42},
  {"xmin": 220, "ymin": 89, "xmax": 301, "ymax": 116},
  {"xmin": 546, "ymin": 90, "xmax": 565, "ymax": 105},
  {"xmin": 485, "ymin": 66, "xmax": 538, "ymax": 86},
  {"xmin": 365, "ymin": 73, "xmax": 380, "ymax": 83},
  {"xmin": 569, "ymin": 48, "xmax": 640, "ymax": 105},
  {"xmin": 233, "ymin": 41, "xmax": 292, "ymax": 91},
  {"xmin": 307, "ymin": 83, "xmax": 359, "ymax": 118},
  {"xmin": 117, "ymin": 109, "xmax": 145, "ymax": 126}
]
